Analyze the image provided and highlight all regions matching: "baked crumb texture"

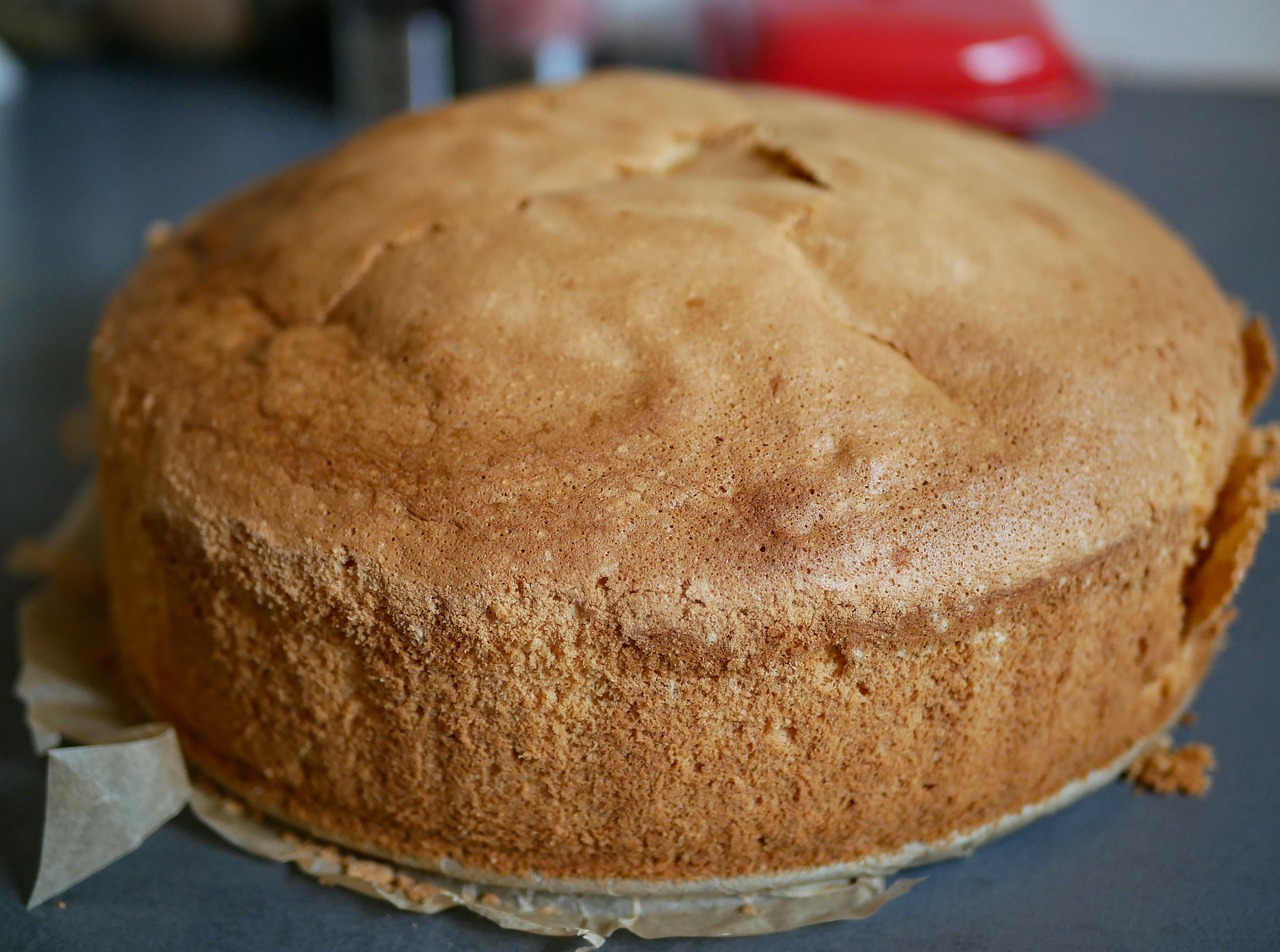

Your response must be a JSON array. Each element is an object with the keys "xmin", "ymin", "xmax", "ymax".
[
  {"xmin": 90, "ymin": 72, "xmax": 1279, "ymax": 885},
  {"xmin": 1126, "ymin": 739, "xmax": 1216, "ymax": 796}
]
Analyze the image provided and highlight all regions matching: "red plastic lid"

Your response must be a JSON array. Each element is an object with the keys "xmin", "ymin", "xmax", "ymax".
[{"xmin": 700, "ymin": 0, "xmax": 1100, "ymax": 133}]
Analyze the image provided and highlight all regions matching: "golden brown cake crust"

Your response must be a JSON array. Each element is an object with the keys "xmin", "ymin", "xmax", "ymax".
[{"xmin": 90, "ymin": 71, "xmax": 1275, "ymax": 884}]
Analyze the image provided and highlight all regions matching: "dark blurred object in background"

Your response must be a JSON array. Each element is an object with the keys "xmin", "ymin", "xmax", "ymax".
[
  {"xmin": 0, "ymin": 1, "xmax": 102, "ymax": 57},
  {"xmin": 466, "ymin": 0, "xmax": 592, "ymax": 88},
  {"xmin": 0, "ymin": 0, "xmax": 256, "ymax": 58},
  {"xmin": 331, "ymin": 0, "xmax": 457, "ymax": 119},
  {"xmin": 0, "ymin": 1, "xmax": 332, "ymax": 99},
  {"xmin": 700, "ymin": 0, "xmax": 1098, "ymax": 133},
  {"xmin": 102, "ymin": 0, "xmax": 254, "ymax": 58}
]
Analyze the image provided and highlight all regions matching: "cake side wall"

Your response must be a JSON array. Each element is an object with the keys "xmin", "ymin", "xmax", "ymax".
[{"xmin": 96, "ymin": 462, "xmax": 1219, "ymax": 881}]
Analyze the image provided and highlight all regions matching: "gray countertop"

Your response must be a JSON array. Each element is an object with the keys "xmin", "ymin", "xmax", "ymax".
[{"xmin": 1, "ymin": 64, "xmax": 1278, "ymax": 951}]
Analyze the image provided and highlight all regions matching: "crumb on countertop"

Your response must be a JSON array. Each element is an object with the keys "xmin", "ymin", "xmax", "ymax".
[{"xmin": 1126, "ymin": 738, "xmax": 1215, "ymax": 796}]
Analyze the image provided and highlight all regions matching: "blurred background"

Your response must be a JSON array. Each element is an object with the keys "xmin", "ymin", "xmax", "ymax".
[{"xmin": 1, "ymin": 0, "xmax": 1279, "ymax": 125}]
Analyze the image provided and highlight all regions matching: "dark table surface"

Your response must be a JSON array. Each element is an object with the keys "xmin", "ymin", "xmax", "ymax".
[{"xmin": 1, "ymin": 64, "xmax": 1278, "ymax": 951}]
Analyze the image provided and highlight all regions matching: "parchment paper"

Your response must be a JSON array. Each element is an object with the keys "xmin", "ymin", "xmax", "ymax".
[{"xmin": 11, "ymin": 482, "xmax": 917, "ymax": 945}]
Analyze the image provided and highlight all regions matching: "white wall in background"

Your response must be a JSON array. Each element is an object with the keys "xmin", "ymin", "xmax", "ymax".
[{"xmin": 1044, "ymin": 0, "xmax": 1280, "ymax": 88}]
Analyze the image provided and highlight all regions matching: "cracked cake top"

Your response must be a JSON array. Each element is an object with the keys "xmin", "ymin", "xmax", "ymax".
[{"xmin": 91, "ymin": 71, "xmax": 1249, "ymax": 659}]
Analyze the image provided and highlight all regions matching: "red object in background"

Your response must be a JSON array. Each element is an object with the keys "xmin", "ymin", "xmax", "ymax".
[{"xmin": 701, "ymin": 0, "xmax": 1099, "ymax": 133}]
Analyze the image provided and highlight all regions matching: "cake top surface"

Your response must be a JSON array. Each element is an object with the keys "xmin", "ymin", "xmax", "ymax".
[{"xmin": 93, "ymin": 71, "xmax": 1249, "ymax": 653}]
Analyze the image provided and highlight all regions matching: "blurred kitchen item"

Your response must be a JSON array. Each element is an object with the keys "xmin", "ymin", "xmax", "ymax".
[
  {"xmin": 103, "ymin": 0, "xmax": 254, "ymax": 57},
  {"xmin": 0, "ymin": 0, "xmax": 260, "ymax": 60},
  {"xmin": 593, "ymin": 0, "xmax": 696, "ymax": 70},
  {"xmin": 0, "ymin": 1, "xmax": 102, "ymax": 56},
  {"xmin": 466, "ymin": 0, "xmax": 595, "ymax": 88},
  {"xmin": 700, "ymin": 0, "xmax": 1099, "ymax": 132},
  {"xmin": 331, "ymin": 0, "xmax": 455, "ymax": 120}
]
